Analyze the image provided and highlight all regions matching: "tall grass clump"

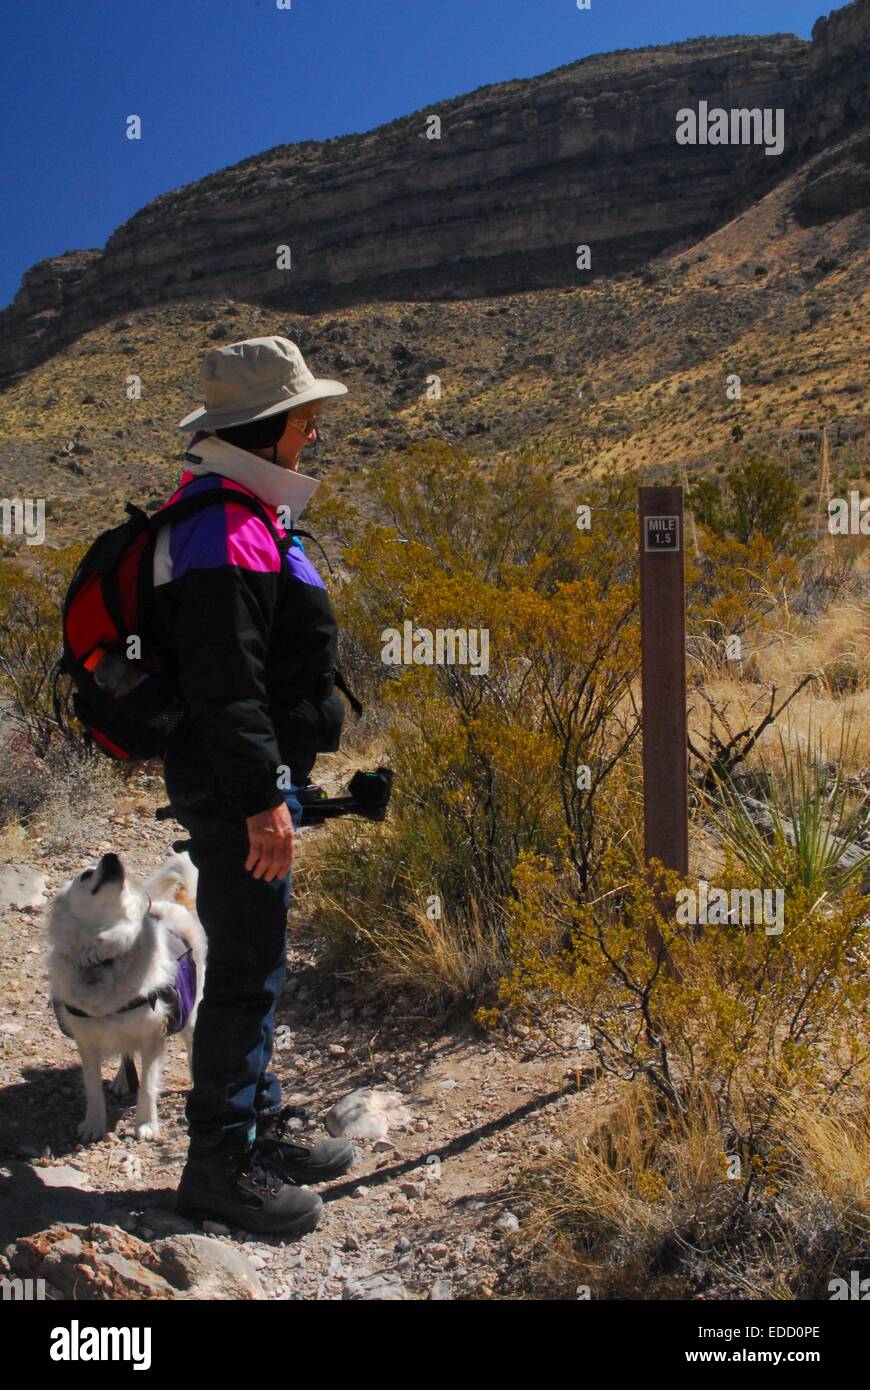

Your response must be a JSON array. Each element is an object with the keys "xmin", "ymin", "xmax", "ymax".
[{"xmin": 709, "ymin": 722, "xmax": 870, "ymax": 902}]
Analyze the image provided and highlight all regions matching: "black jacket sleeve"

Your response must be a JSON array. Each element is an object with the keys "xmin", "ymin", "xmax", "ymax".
[{"xmin": 160, "ymin": 563, "xmax": 286, "ymax": 818}]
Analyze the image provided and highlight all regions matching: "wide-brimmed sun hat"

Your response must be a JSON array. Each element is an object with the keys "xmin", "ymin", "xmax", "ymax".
[{"xmin": 177, "ymin": 334, "xmax": 348, "ymax": 431}]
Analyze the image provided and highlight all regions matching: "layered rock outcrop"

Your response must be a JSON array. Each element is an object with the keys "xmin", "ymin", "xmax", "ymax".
[{"xmin": 1, "ymin": 1, "xmax": 867, "ymax": 388}]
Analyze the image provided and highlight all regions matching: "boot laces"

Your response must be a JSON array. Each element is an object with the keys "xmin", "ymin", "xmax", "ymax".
[{"xmin": 242, "ymin": 1145, "xmax": 287, "ymax": 1196}]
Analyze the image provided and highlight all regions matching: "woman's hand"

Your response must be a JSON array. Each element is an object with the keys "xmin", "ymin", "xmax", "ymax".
[{"xmin": 245, "ymin": 801, "xmax": 295, "ymax": 881}]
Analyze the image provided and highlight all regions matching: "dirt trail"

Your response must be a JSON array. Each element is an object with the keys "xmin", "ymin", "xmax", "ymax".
[{"xmin": 0, "ymin": 802, "xmax": 604, "ymax": 1300}]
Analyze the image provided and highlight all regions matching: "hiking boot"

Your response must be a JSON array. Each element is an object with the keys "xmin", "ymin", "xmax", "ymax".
[
  {"xmin": 176, "ymin": 1142, "xmax": 323, "ymax": 1237},
  {"xmin": 255, "ymin": 1105, "xmax": 355, "ymax": 1183}
]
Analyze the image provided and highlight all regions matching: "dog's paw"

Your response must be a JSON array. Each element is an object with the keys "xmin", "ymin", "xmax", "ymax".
[
  {"xmin": 77, "ymin": 1117, "xmax": 107, "ymax": 1143},
  {"xmin": 134, "ymin": 1120, "xmax": 160, "ymax": 1141}
]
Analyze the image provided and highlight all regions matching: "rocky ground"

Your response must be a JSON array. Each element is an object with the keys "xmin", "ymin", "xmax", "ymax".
[{"xmin": 0, "ymin": 782, "xmax": 604, "ymax": 1301}]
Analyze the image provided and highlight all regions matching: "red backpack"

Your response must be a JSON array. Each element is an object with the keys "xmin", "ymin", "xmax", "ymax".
[{"xmin": 54, "ymin": 489, "xmax": 291, "ymax": 761}]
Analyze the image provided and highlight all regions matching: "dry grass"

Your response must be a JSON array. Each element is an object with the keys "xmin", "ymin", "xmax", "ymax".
[
  {"xmin": 325, "ymin": 890, "xmax": 508, "ymax": 1008},
  {"xmin": 691, "ymin": 571, "xmax": 870, "ymax": 781},
  {"xmin": 0, "ymin": 818, "xmax": 28, "ymax": 865},
  {"xmin": 518, "ymin": 1080, "xmax": 870, "ymax": 1300}
]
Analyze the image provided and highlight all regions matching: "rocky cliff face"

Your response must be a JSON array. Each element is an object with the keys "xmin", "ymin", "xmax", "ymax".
[
  {"xmin": 798, "ymin": 0, "xmax": 870, "ymax": 148},
  {"xmin": 1, "ymin": 1, "xmax": 868, "ymax": 388}
]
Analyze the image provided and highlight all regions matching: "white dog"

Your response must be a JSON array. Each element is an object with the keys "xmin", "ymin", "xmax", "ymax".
[{"xmin": 47, "ymin": 850, "xmax": 206, "ymax": 1143}]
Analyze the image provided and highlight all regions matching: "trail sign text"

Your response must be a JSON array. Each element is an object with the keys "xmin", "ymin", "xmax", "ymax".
[{"xmin": 644, "ymin": 515, "xmax": 680, "ymax": 552}]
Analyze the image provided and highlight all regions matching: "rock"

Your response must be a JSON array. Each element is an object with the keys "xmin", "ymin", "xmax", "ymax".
[
  {"xmin": 324, "ymin": 1088, "xmax": 412, "ymax": 1140},
  {"xmin": 96, "ymin": 1251, "xmax": 173, "ymax": 1298},
  {"xmin": 327, "ymin": 1043, "xmax": 346, "ymax": 1056},
  {"xmin": 139, "ymin": 1209, "xmax": 199, "ymax": 1238},
  {"xmin": 31, "ymin": 1164, "xmax": 94, "ymax": 1191},
  {"xmin": 342, "ymin": 1271, "xmax": 407, "ymax": 1301},
  {"xmin": 430, "ymin": 1277, "xmax": 454, "ymax": 1300},
  {"xmin": 101, "ymin": 1208, "xmax": 139, "ymax": 1233},
  {"xmin": 494, "ymin": 1211, "xmax": 520, "ymax": 1235},
  {"xmin": 0, "ymin": 867, "xmax": 48, "ymax": 910},
  {"xmin": 400, "ymin": 1181, "xmax": 426, "ymax": 1200},
  {"xmin": 372, "ymin": 1139, "xmax": 395, "ymax": 1153},
  {"xmin": 152, "ymin": 1234, "xmax": 265, "ymax": 1300},
  {"xmin": 5, "ymin": 1223, "xmax": 174, "ymax": 1300},
  {"xmin": 51, "ymin": 1235, "xmax": 84, "ymax": 1260}
]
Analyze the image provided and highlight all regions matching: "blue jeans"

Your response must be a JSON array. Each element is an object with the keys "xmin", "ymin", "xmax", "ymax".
[{"xmin": 166, "ymin": 779, "xmax": 305, "ymax": 1153}]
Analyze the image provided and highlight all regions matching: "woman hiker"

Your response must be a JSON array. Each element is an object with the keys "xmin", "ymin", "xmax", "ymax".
[{"xmin": 153, "ymin": 335, "xmax": 356, "ymax": 1237}]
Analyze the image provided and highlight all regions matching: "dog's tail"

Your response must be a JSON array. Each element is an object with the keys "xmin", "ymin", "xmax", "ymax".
[{"xmin": 143, "ymin": 851, "xmax": 198, "ymax": 912}]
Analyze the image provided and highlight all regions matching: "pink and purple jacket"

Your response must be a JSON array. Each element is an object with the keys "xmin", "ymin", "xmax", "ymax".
[{"xmin": 151, "ymin": 449, "xmax": 343, "ymax": 816}]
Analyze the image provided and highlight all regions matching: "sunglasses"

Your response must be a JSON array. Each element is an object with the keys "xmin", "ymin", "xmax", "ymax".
[{"xmin": 286, "ymin": 414, "xmax": 320, "ymax": 437}]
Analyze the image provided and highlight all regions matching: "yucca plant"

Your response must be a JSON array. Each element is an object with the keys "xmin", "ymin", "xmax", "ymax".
[{"xmin": 709, "ymin": 722, "xmax": 870, "ymax": 904}]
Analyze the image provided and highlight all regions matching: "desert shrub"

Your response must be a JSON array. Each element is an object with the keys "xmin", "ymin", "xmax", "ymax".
[
  {"xmin": 0, "ymin": 733, "xmax": 120, "ymax": 854},
  {"xmin": 305, "ymin": 444, "xmax": 642, "ymax": 1003},
  {"xmin": 686, "ymin": 530, "xmax": 798, "ymax": 647},
  {"xmin": 689, "ymin": 454, "xmax": 805, "ymax": 553},
  {"xmin": 307, "ymin": 444, "xmax": 800, "ymax": 1006},
  {"xmin": 0, "ymin": 546, "xmax": 84, "ymax": 760},
  {"xmin": 792, "ymin": 549, "xmax": 865, "ymax": 618},
  {"xmin": 504, "ymin": 842, "xmax": 866, "ymax": 1079},
  {"xmin": 33, "ymin": 741, "xmax": 121, "ymax": 855},
  {"xmin": 0, "ymin": 545, "xmax": 125, "ymax": 833},
  {"xmin": 0, "ymin": 733, "xmax": 50, "ymax": 824}
]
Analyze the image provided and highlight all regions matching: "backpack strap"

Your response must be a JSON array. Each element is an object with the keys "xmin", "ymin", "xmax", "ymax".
[{"xmin": 334, "ymin": 668, "xmax": 363, "ymax": 717}]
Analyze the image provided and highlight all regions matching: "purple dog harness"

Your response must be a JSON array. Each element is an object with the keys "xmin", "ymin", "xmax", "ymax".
[
  {"xmin": 167, "ymin": 928, "xmax": 197, "ymax": 1034},
  {"xmin": 52, "ymin": 921, "xmax": 197, "ymax": 1038}
]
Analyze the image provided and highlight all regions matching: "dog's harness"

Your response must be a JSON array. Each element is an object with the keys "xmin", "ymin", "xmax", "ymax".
[{"xmin": 52, "ymin": 922, "xmax": 196, "ymax": 1040}]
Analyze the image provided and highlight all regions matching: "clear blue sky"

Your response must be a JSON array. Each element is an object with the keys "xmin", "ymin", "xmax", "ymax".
[{"xmin": 1, "ymin": 0, "xmax": 833, "ymax": 310}]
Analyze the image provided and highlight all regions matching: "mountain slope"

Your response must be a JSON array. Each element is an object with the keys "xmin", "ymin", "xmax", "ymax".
[{"xmin": 1, "ymin": 1, "xmax": 868, "ymax": 390}]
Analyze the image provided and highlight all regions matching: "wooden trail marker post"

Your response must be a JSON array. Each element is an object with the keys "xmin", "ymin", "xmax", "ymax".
[{"xmin": 639, "ymin": 485, "xmax": 689, "ymax": 959}]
